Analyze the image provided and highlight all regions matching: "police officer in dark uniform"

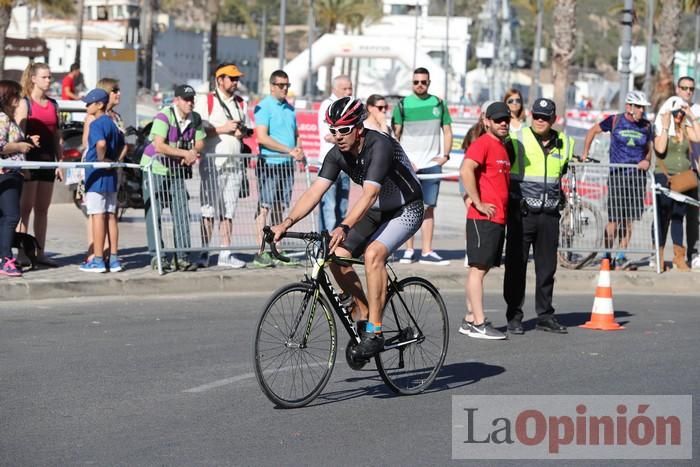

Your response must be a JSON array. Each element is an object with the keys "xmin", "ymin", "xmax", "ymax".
[{"xmin": 504, "ymin": 98, "xmax": 574, "ymax": 335}]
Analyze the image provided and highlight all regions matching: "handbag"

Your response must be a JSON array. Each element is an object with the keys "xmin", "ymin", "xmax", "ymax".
[{"xmin": 658, "ymin": 159, "xmax": 699, "ymax": 193}]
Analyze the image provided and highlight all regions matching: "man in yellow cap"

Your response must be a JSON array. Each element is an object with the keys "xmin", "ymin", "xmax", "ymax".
[{"xmin": 195, "ymin": 63, "xmax": 252, "ymax": 268}]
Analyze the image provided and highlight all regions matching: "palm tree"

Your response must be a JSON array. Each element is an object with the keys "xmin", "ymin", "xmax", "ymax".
[
  {"xmin": 513, "ymin": 0, "xmax": 556, "ymax": 104},
  {"xmin": 551, "ymin": 0, "xmax": 576, "ymax": 118},
  {"xmin": 653, "ymin": 0, "xmax": 682, "ymax": 108}
]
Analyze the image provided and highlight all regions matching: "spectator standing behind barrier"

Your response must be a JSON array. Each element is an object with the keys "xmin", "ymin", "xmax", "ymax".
[
  {"xmin": 81, "ymin": 78, "xmax": 127, "ymax": 265},
  {"xmin": 0, "ymin": 80, "xmax": 38, "ymax": 277},
  {"xmin": 363, "ymin": 94, "xmax": 392, "ymax": 135},
  {"xmin": 317, "ymin": 75, "xmax": 352, "ymax": 232},
  {"xmin": 194, "ymin": 63, "xmax": 251, "ymax": 269},
  {"xmin": 652, "ymin": 99, "xmax": 700, "ymax": 271},
  {"xmin": 141, "ymin": 84, "xmax": 205, "ymax": 272},
  {"xmin": 61, "ymin": 63, "xmax": 81, "ymax": 100},
  {"xmin": 393, "ymin": 67, "xmax": 453, "ymax": 265},
  {"xmin": 15, "ymin": 62, "xmax": 62, "ymax": 268},
  {"xmin": 503, "ymin": 88, "xmax": 527, "ymax": 131},
  {"xmin": 253, "ymin": 70, "xmax": 305, "ymax": 268},
  {"xmin": 79, "ymin": 89, "xmax": 125, "ymax": 273},
  {"xmin": 504, "ymin": 98, "xmax": 573, "ymax": 336},
  {"xmin": 665, "ymin": 77, "xmax": 700, "ymax": 268},
  {"xmin": 581, "ymin": 91, "xmax": 653, "ymax": 270},
  {"xmin": 459, "ymin": 102, "xmax": 511, "ymax": 340}
]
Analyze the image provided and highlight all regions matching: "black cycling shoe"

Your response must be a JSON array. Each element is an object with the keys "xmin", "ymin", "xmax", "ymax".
[
  {"xmin": 507, "ymin": 319, "xmax": 524, "ymax": 335},
  {"xmin": 352, "ymin": 333, "xmax": 385, "ymax": 360},
  {"xmin": 536, "ymin": 317, "xmax": 568, "ymax": 334}
]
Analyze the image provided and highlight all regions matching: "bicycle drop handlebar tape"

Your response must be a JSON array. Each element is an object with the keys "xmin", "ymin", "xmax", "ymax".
[{"xmin": 262, "ymin": 226, "xmax": 326, "ymax": 263}]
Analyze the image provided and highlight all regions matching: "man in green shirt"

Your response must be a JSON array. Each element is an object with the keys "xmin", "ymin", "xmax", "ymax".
[{"xmin": 393, "ymin": 67, "xmax": 453, "ymax": 265}]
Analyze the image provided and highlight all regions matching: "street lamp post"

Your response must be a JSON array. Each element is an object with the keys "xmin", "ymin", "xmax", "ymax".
[
  {"xmin": 444, "ymin": 0, "xmax": 451, "ymax": 102},
  {"xmin": 643, "ymin": 0, "xmax": 655, "ymax": 98},
  {"xmin": 279, "ymin": 0, "xmax": 287, "ymax": 69},
  {"xmin": 307, "ymin": 0, "xmax": 315, "ymax": 99},
  {"xmin": 530, "ymin": 0, "xmax": 543, "ymax": 106},
  {"xmin": 619, "ymin": 0, "xmax": 634, "ymax": 112}
]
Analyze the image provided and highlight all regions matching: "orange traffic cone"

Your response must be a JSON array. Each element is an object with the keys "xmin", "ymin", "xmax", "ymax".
[{"xmin": 580, "ymin": 258, "xmax": 624, "ymax": 331}]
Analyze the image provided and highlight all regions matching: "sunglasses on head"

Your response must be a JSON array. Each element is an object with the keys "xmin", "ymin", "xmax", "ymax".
[
  {"xmin": 111, "ymin": 87, "xmax": 120, "ymax": 93},
  {"xmin": 329, "ymin": 125, "xmax": 355, "ymax": 136},
  {"xmin": 532, "ymin": 114, "xmax": 551, "ymax": 121},
  {"xmin": 680, "ymin": 85, "xmax": 695, "ymax": 92},
  {"xmin": 507, "ymin": 98, "xmax": 521, "ymax": 104},
  {"xmin": 413, "ymin": 80, "xmax": 429, "ymax": 86},
  {"xmin": 272, "ymin": 82, "xmax": 290, "ymax": 89}
]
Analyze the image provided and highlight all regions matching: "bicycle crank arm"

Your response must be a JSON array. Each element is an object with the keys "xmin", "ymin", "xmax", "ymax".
[{"xmin": 382, "ymin": 336, "xmax": 422, "ymax": 351}]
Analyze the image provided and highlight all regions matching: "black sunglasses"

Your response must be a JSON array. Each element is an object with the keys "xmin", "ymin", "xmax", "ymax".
[
  {"xmin": 226, "ymin": 76, "xmax": 240, "ymax": 82},
  {"xmin": 507, "ymin": 98, "xmax": 521, "ymax": 104},
  {"xmin": 679, "ymin": 85, "xmax": 695, "ymax": 92},
  {"xmin": 329, "ymin": 126, "xmax": 355, "ymax": 136},
  {"xmin": 272, "ymin": 82, "xmax": 290, "ymax": 89},
  {"xmin": 375, "ymin": 105, "xmax": 387, "ymax": 111},
  {"xmin": 111, "ymin": 87, "xmax": 120, "ymax": 93},
  {"xmin": 413, "ymin": 80, "xmax": 429, "ymax": 85},
  {"xmin": 532, "ymin": 114, "xmax": 551, "ymax": 121}
]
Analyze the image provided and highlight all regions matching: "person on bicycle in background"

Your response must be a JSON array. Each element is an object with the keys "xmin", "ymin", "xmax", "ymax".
[
  {"xmin": 270, "ymin": 97, "xmax": 424, "ymax": 359},
  {"xmin": 581, "ymin": 90, "xmax": 654, "ymax": 270}
]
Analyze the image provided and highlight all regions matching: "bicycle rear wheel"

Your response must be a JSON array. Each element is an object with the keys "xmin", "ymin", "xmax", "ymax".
[
  {"xmin": 376, "ymin": 277, "xmax": 449, "ymax": 395},
  {"xmin": 558, "ymin": 203, "xmax": 603, "ymax": 269},
  {"xmin": 253, "ymin": 282, "xmax": 337, "ymax": 408}
]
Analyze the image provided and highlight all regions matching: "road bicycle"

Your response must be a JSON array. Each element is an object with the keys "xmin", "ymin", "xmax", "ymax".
[
  {"xmin": 558, "ymin": 156, "xmax": 604, "ymax": 269},
  {"xmin": 252, "ymin": 226, "xmax": 449, "ymax": 409}
]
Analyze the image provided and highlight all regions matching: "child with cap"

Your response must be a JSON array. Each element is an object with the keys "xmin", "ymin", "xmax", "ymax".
[{"xmin": 80, "ymin": 88, "xmax": 125, "ymax": 272}]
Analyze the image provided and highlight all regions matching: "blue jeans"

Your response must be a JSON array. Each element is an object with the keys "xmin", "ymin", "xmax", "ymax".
[
  {"xmin": 0, "ymin": 172, "xmax": 23, "ymax": 259},
  {"xmin": 319, "ymin": 172, "xmax": 350, "ymax": 231}
]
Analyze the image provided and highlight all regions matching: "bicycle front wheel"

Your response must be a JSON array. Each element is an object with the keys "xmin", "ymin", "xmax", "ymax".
[
  {"xmin": 376, "ymin": 277, "xmax": 449, "ymax": 395},
  {"xmin": 253, "ymin": 282, "xmax": 337, "ymax": 408},
  {"xmin": 558, "ymin": 202, "xmax": 603, "ymax": 269}
]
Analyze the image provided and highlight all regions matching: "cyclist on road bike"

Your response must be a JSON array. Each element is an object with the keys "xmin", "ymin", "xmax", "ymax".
[{"xmin": 270, "ymin": 97, "xmax": 424, "ymax": 359}]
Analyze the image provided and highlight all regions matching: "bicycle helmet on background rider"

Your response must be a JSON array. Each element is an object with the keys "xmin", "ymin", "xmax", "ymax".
[
  {"xmin": 625, "ymin": 90, "xmax": 651, "ymax": 107},
  {"xmin": 325, "ymin": 97, "xmax": 367, "ymax": 127}
]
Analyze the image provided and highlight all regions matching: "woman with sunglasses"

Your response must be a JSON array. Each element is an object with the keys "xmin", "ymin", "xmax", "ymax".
[
  {"xmin": 363, "ymin": 94, "xmax": 391, "ymax": 135},
  {"xmin": 80, "ymin": 78, "xmax": 127, "ymax": 266},
  {"xmin": 503, "ymin": 89, "xmax": 526, "ymax": 131}
]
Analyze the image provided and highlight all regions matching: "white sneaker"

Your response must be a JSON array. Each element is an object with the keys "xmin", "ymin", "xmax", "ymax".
[
  {"xmin": 419, "ymin": 251, "xmax": 450, "ymax": 266},
  {"xmin": 692, "ymin": 255, "xmax": 700, "ymax": 270},
  {"xmin": 467, "ymin": 322, "xmax": 507, "ymax": 340},
  {"xmin": 399, "ymin": 249, "xmax": 417, "ymax": 264},
  {"xmin": 464, "ymin": 255, "xmax": 469, "ymax": 268},
  {"xmin": 218, "ymin": 250, "xmax": 246, "ymax": 269}
]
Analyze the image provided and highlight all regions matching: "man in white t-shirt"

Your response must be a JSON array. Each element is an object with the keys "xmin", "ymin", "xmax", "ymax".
[
  {"xmin": 194, "ymin": 63, "xmax": 252, "ymax": 268},
  {"xmin": 317, "ymin": 75, "xmax": 353, "ymax": 231}
]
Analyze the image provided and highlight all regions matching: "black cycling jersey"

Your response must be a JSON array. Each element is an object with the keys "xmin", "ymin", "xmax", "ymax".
[{"xmin": 318, "ymin": 129, "xmax": 422, "ymax": 211}]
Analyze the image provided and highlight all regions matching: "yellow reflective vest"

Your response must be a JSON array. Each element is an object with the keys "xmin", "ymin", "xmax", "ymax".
[{"xmin": 509, "ymin": 127, "xmax": 574, "ymax": 212}]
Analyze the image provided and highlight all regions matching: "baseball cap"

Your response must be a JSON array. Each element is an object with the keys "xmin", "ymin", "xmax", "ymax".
[
  {"xmin": 485, "ymin": 101, "xmax": 511, "ymax": 120},
  {"xmin": 480, "ymin": 100, "xmax": 496, "ymax": 114},
  {"xmin": 174, "ymin": 84, "xmax": 196, "ymax": 99},
  {"xmin": 81, "ymin": 88, "xmax": 109, "ymax": 106},
  {"xmin": 532, "ymin": 98, "xmax": 556, "ymax": 117},
  {"xmin": 215, "ymin": 64, "xmax": 244, "ymax": 79}
]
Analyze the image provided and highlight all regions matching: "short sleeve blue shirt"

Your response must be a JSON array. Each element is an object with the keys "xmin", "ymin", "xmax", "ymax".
[
  {"xmin": 254, "ymin": 95, "xmax": 296, "ymax": 164},
  {"xmin": 599, "ymin": 114, "xmax": 654, "ymax": 164},
  {"xmin": 85, "ymin": 115, "xmax": 123, "ymax": 193}
]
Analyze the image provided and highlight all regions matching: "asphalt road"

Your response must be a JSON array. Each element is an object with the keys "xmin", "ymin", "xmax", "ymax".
[{"xmin": 1, "ymin": 291, "xmax": 698, "ymax": 466}]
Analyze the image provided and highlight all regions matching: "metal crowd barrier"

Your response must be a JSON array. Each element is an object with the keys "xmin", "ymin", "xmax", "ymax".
[
  {"xmin": 558, "ymin": 162, "xmax": 660, "ymax": 271},
  {"xmin": 143, "ymin": 153, "xmax": 315, "ymax": 274}
]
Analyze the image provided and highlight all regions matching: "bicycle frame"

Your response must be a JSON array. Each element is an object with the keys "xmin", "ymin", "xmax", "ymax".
[{"xmin": 262, "ymin": 227, "xmax": 424, "ymax": 352}]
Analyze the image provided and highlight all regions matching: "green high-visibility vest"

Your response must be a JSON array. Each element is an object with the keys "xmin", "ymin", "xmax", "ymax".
[{"xmin": 509, "ymin": 127, "xmax": 574, "ymax": 212}]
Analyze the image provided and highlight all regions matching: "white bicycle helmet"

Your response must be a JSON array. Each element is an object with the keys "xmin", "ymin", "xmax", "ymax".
[{"xmin": 625, "ymin": 90, "xmax": 651, "ymax": 107}]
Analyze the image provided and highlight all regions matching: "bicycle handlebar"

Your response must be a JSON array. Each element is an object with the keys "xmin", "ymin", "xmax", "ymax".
[
  {"xmin": 261, "ymin": 226, "xmax": 327, "ymax": 263},
  {"xmin": 572, "ymin": 155, "xmax": 600, "ymax": 163}
]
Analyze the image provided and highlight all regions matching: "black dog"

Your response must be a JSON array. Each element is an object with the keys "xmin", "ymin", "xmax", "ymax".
[{"xmin": 12, "ymin": 232, "xmax": 40, "ymax": 270}]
